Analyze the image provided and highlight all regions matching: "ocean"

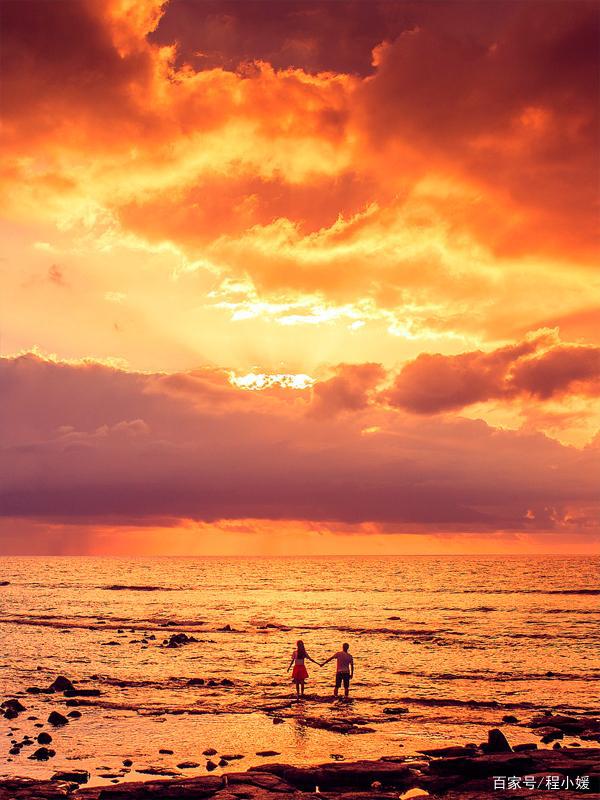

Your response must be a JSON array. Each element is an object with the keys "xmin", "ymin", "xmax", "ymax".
[{"xmin": 1, "ymin": 555, "xmax": 598, "ymax": 787}]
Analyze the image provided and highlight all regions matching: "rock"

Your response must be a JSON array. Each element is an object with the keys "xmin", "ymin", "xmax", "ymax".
[
  {"xmin": 37, "ymin": 732, "xmax": 52, "ymax": 744},
  {"xmin": 9, "ymin": 746, "xmax": 20, "ymax": 755},
  {"xmin": 502, "ymin": 714, "xmax": 519, "ymax": 723},
  {"xmin": 65, "ymin": 699, "xmax": 80, "ymax": 706},
  {"xmin": 221, "ymin": 678, "xmax": 234, "ymax": 686},
  {"xmin": 51, "ymin": 770, "xmax": 89, "ymax": 784},
  {"xmin": 176, "ymin": 761, "xmax": 200, "ymax": 769},
  {"xmin": 220, "ymin": 754, "xmax": 244, "ymax": 760},
  {"xmin": 486, "ymin": 728, "xmax": 512, "ymax": 753},
  {"xmin": 218, "ymin": 758, "xmax": 228, "ymax": 767},
  {"xmin": 383, "ymin": 707, "xmax": 409, "ymax": 715},
  {"xmin": 540, "ymin": 727, "xmax": 564, "ymax": 743},
  {"xmin": 256, "ymin": 750, "xmax": 281, "ymax": 757},
  {"xmin": 159, "ymin": 749, "xmax": 174, "ymax": 754},
  {"xmin": 2, "ymin": 699, "xmax": 26, "ymax": 713},
  {"xmin": 29, "ymin": 747, "xmax": 56, "ymax": 760},
  {"xmin": 249, "ymin": 759, "xmax": 414, "ymax": 790},
  {"xmin": 553, "ymin": 742, "xmax": 562, "ymax": 749},
  {"xmin": 0, "ymin": 581, "xmax": 9, "ymax": 586},
  {"xmin": 48, "ymin": 676, "xmax": 75, "ymax": 692},
  {"xmin": 420, "ymin": 745, "xmax": 478, "ymax": 758},
  {"xmin": 203, "ymin": 748, "xmax": 217, "ymax": 756},
  {"xmin": 514, "ymin": 743, "xmax": 538, "ymax": 752},
  {"xmin": 220, "ymin": 624, "xmax": 232, "ymax": 631},
  {"xmin": 122, "ymin": 759, "xmax": 133, "ymax": 766},
  {"xmin": 187, "ymin": 678, "xmax": 205, "ymax": 686},
  {"xmin": 64, "ymin": 688, "xmax": 101, "ymax": 697},
  {"xmin": 206, "ymin": 760, "xmax": 217, "ymax": 771},
  {"xmin": 164, "ymin": 633, "xmax": 198, "ymax": 648},
  {"xmin": 272, "ymin": 717, "xmax": 284, "ymax": 725},
  {"xmin": 135, "ymin": 766, "xmax": 180, "ymax": 776},
  {"xmin": 25, "ymin": 687, "xmax": 41, "ymax": 694},
  {"xmin": 48, "ymin": 711, "xmax": 69, "ymax": 726},
  {"xmin": 67, "ymin": 710, "xmax": 82, "ymax": 718}
]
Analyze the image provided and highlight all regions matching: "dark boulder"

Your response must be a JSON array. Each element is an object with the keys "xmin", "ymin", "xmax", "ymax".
[
  {"xmin": 2, "ymin": 699, "xmax": 26, "ymax": 713},
  {"xmin": 486, "ymin": 728, "xmax": 512, "ymax": 753},
  {"xmin": 48, "ymin": 676, "xmax": 75, "ymax": 692},
  {"xmin": 51, "ymin": 770, "xmax": 89, "ymax": 784},
  {"xmin": 37, "ymin": 732, "xmax": 52, "ymax": 744},
  {"xmin": 48, "ymin": 711, "xmax": 69, "ymax": 726},
  {"xmin": 28, "ymin": 747, "xmax": 56, "ymax": 760}
]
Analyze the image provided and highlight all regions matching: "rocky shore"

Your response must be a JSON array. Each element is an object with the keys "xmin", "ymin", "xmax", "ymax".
[
  {"xmin": 3, "ymin": 675, "xmax": 600, "ymax": 799},
  {"xmin": 1, "ymin": 745, "xmax": 598, "ymax": 799}
]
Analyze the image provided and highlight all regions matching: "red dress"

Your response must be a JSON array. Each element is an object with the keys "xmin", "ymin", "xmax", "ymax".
[{"xmin": 291, "ymin": 650, "xmax": 309, "ymax": 683}]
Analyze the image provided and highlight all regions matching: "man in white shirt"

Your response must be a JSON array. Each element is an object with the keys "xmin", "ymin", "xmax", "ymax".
[{"xmin": 321, "ymin": 642, "xmax": 354, "ymax": 698}]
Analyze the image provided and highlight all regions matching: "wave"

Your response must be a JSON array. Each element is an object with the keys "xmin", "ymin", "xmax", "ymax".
[
  {"xmin": 102, "ymin": 584, "xmax": 177, "ymax": 591},
  {"xmin": 401, "ymin": 588, "xmax": 600, "ymax": 595},
  {"xmin": 398, "ymin": 670, "xmax": 600, "ymax": 682}
]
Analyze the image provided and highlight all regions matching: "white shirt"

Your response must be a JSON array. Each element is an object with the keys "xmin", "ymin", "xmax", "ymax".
[{"xmin": 335, "ymin": 651, "xmax": 353, "ymax": 673}]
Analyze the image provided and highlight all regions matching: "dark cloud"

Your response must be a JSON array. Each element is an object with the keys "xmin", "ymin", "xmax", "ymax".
[
  {"xmin": 1, "ymin": 354, "xmax": 598, "ymax": 533},
  {"xmin": 386, "ymin": 338, "xmax": 600, "ymax": 414},
  {"xmin": 150, "ymin": 1, "xmax": 513, "ymax": 76},
  {"xmin": 357, "ymin": 1, "xmax": 599, "ymax": 259},
  {"xmin": 310, "ymin": 362, "xmax": 386, "ymax": 417},
  {"xmin": 0, "ymin": 0, "xmax": 153, "ymax": 147}
]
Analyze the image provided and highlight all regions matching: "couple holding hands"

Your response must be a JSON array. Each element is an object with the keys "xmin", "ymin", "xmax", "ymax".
[{"xmin": 287, "ymin": 639, "xmax": 354, "ymax": 699}]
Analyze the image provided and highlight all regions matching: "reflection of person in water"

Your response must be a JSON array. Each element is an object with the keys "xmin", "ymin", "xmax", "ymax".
[
  {"xmin": 321, "ymin": 642, "xmax": 354, "ymax": 699},
  {"xmin": 287, "ymin": 639, "xmax": 319, "ymax": 699}
]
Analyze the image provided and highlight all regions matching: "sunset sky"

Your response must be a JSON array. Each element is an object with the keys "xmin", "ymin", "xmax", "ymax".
[{"xmin": 1, "ymin": 0, "xmax": 599, "ymax": 555}]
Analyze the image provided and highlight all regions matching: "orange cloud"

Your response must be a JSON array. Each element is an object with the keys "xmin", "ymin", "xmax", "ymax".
[{"xmin": 386, "ymin": 336, "xmax": 600, "ymax": 414}]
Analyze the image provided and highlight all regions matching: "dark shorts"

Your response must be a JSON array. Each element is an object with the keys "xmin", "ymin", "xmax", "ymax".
[{"xmin": 335, "ymin": 671, "xmax": 350, "ymax": 689}]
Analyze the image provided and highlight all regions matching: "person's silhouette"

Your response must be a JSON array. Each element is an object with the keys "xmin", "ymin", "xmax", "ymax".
[
  {"xmin": 287, "ymin": 639, "xmax": 319, "ymax": 699},
  {"xmin": 321, "ymin": 642, "xmax": 354, "ymax": 698}
]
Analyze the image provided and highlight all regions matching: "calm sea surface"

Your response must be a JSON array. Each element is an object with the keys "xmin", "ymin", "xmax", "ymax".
[{"xmin": 1, "ymin": 556, "xmax": 598, "ymax": 786}]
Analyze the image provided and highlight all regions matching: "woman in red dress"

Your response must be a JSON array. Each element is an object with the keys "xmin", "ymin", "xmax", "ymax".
[{"xmin": 287, "ymin": 639, "xmax": 319, "ymax": 699}]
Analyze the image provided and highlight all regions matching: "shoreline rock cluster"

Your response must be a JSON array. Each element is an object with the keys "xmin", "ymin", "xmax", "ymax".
[{"xmin": 1, "ymin": 746, "xmax": 598, "ymax": 799}]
